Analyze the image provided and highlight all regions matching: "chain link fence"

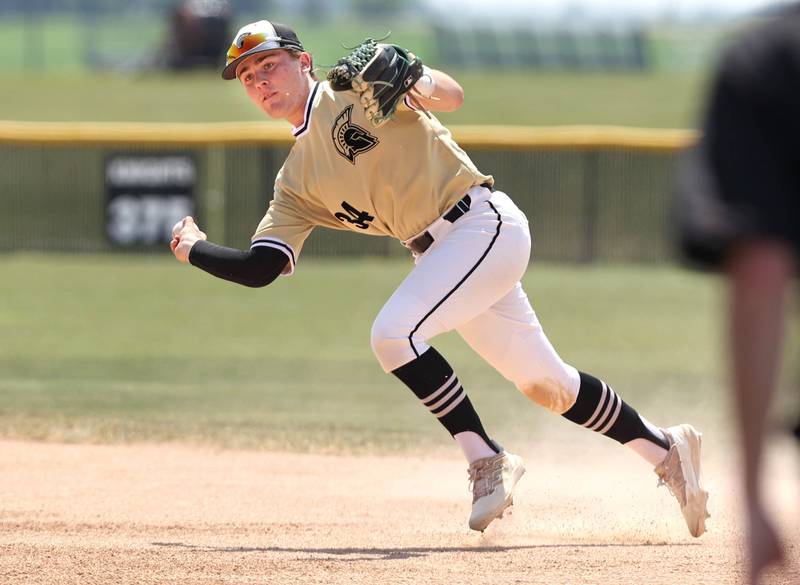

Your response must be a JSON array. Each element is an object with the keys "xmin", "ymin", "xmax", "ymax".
[{"xmin": 0, "ymin": 123, "xmax": 692, "ymax": 263}]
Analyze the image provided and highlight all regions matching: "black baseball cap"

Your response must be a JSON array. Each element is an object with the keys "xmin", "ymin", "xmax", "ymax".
[{"xmin": 222, "ymin": 20, "xmax": 304, "ymax": 80}]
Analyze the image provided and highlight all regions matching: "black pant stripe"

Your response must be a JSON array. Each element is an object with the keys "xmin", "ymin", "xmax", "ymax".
[{"xmin": 407, "ymin": 201, "xmax": 503, "ymax": 357}]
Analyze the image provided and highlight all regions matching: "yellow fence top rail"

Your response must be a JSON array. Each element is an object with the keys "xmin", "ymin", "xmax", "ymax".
[
  {"xmin": 0, "ymin": 121, "xmax": 697, "ymax": 151},
  {"xmin": 454, "ymin": 125, "xmax": 697, "ymax": 151}
]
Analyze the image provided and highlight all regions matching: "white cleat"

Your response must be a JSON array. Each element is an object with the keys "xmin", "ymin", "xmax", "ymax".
[
  {"xmin": 655, "ymin": 424, "xmax": 710, "ymax": 537},
  {"xmin": 468, "ymin": 451, "xmax": 526, "ymax": 532}
]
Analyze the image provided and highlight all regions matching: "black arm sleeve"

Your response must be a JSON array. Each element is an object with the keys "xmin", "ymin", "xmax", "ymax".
[{"xmin": 188, "ymin": 240, "xmax": 289, "ymax": 287}]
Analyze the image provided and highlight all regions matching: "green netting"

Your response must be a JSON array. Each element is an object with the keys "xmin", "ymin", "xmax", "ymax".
[{"xmin": 0, "ymin": 142, "xmax": 681, "ymax": 262}]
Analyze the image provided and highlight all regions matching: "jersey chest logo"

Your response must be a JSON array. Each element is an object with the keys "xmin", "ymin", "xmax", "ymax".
[{"xmin": 332, "ymin": 105, "xmax": 379, "ymax": 164}]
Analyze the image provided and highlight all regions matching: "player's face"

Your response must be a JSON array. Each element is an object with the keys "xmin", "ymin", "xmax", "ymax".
[{"xmin": 236, "ymin": 51, "xmax": 312, "ymax": 126}]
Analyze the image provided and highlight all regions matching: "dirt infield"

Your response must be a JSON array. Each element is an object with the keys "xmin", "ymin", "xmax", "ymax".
[{"xmin": 0, "ymin": 439, "xmax": 797, "ymax": 585}]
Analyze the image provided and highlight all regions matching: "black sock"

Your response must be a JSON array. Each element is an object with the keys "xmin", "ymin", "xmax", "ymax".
[
  {"xmin": 392, "ymin": 347, "xmax": 499, "ymax": 452},
  {"xmin": 562, "ymin": 372, "xmax": 669, "ymax": 449}
]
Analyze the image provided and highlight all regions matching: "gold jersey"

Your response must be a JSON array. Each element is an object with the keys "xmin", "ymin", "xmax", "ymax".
[{"xmin": 251, "ymin": 81, "xmax": 493, "ymax": 273}]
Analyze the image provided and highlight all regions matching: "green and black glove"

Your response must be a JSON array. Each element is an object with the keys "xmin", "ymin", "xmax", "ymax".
[{"xmin": 328, "ymin": 39, "xmax": 424, "ymax": 127}]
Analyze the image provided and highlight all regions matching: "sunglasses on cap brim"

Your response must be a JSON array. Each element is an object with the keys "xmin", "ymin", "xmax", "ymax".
[{"xmin": 226, "ymin": 32, "xmax": 300, "ymax": 66}]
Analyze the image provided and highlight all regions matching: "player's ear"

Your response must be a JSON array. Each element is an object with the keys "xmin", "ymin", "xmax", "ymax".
[{"xmin": 299, "ymin": 51, "xmax": 313, "ymax": 73}]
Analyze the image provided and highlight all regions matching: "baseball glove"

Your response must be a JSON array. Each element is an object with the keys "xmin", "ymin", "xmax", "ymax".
[{"xmin": 327, "ymin": 39, "xmax": 424, "ymax": 127}]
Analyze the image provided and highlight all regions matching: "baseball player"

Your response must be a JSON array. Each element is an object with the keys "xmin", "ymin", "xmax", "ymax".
[{"xmin": 170, "ymin": 19, "xmax": 710, "ymax": 535}]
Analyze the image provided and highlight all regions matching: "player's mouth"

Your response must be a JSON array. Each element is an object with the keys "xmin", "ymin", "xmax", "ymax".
[{"xmin": 262, "ymin": 91, "xmax": 279, "ymax": 104}]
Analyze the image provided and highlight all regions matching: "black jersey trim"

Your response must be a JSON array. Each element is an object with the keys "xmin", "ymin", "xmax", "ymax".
[
  {"xmin": 407, "ymin": 200, "xmax": 503, "ymax": 358},
  {"xmin": 251, "ymin": 237, "xmax": 296, "ymax": 275},
  {"xmin": 292, "ymin": 81, "xmax": 320, "ymax": 138}
]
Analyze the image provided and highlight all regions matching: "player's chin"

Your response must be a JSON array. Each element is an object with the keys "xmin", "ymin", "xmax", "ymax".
[
  {"xmin": 260, "ymin": 98, "xmax": 286, "ymax": 118},
  {"xmin": 259, "ymin": 105, "xmax": 281, "ymax": 119}
]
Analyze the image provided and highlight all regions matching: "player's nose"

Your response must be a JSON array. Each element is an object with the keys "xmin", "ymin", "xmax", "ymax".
[{"xmin": 255, "ymin": 72, "xmax": 270, "ymax": 87}]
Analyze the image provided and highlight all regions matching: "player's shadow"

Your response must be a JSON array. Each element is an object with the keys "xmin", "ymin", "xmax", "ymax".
[{"xmin": 151, "ymin": 541, "xmax": 698, "ymax": 562}]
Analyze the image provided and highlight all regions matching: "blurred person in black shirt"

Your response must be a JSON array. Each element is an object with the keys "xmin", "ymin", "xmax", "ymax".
[
  {"xmin": 678, "ymin": 5, "xmax": 799, "ymax": 583},
  {"xmin": 166, "ymin": 0, "xmax": 232, "ymax": 70}
]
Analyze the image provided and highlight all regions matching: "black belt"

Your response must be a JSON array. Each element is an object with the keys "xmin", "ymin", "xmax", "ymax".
[
  {"xmin": 407, "ymin": 183, "xmax": 493, "ymax": 255},
  {"xmin": 407, "ymin": 193, "xmax": 472, "ymax": 255}
]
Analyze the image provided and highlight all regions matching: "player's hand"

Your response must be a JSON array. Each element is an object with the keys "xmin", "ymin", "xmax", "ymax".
[{"xmin": 170, "ymin": 216, "xmax": 207, "ymax": 263}]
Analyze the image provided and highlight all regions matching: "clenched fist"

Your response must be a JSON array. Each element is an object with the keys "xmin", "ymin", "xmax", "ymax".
[{"xmin": 170, "ymin": 216, "xmax": 207, "ymax": 263}]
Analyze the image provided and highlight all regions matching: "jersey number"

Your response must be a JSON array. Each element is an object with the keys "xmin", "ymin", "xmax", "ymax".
[{"xmin": 335, "ymin": 201, "xmax": 374, "ymax": 230}]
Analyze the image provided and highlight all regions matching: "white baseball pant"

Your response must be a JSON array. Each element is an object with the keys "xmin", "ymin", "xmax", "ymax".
[{"xmin": 370, "ymin": 186, "xmax": 581, "ymax": 414}]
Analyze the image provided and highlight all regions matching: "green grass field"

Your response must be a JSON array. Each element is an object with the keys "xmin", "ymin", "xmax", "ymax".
[
  {"xmin": 0, "ymin": 70, "xmax": 707, "ymax": 127},
  {"xmin": 3, "ymin": 254, "xmax": 798, "ymax": 452},
  {"xmin": 1, "ymin": 253, "xmax": 746, "ymax": 453}
]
